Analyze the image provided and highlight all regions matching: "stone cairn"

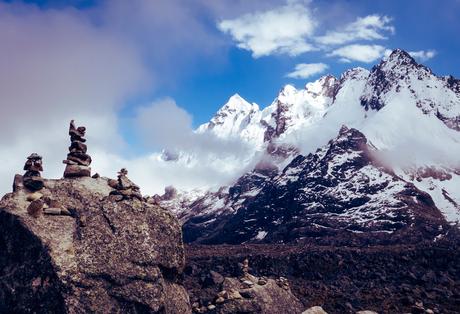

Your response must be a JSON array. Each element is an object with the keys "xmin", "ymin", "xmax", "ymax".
[
  {"xmin": 63, "ymin": 120, "xmax": 92, "ymax": 178},
  {"xmin": 22, "ymin": 153, "xmax": 45, "ymax": 191},
  {"xmin": 109, "ymin": 168, "xmax": 143, "ymax": 201}
]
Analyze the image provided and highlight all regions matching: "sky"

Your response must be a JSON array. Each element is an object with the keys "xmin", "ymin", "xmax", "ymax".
[{"xmin": 0, "ymin": 0, "xmax": 459, "ymax": 195}]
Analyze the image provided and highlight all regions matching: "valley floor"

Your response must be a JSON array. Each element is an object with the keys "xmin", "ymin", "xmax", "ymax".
[{"xmin": 184, "ymin": 236, "xmax": 460, "ymax": 314}]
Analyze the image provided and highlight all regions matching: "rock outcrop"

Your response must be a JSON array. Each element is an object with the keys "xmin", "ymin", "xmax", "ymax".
[
  {"xmin": 63, "ymin": 120, "xmax": 92, "ymax": 178},
  {"xmin": 0, "ymin": 175, "xmax": 191, "ymax": 313}
]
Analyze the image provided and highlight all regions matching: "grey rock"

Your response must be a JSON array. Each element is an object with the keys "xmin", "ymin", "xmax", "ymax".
[
  {"xmin": 210, "ymin": 270, "xmax": 225, "ymax": 285},
  {"xmin": 302, "ymin": 306, "xmax": 329, "ymax": 314}
]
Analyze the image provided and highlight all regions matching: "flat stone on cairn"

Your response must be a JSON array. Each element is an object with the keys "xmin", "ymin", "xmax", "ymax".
[
  {"xmin": 63, "ymin": 120, "xmax": 92, "ymax": 178},
  {"xmin": 22, "ymin": 153, "xmax": 44, "ymax": 191}
]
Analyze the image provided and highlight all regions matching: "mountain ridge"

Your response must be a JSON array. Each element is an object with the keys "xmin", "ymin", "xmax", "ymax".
[{"xmin": 158, "ymin": 49, "xmax": 460, "ymax": 244}]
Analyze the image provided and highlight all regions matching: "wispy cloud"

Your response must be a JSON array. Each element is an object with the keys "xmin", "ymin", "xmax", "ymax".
[
  {"xmin": 328, "ymin": 44, "xmax": 387, "ymax": 63},
  {"xmin": 409, "ymin": 50, "xmax": 437, "ymax": 62},
  {"xmin": 286, "ymin": 62, "xmax": 329, "ymax": 79},
  {"xmin": 315, "ymin": 15, "xmax": 394, "ymax": 46}
]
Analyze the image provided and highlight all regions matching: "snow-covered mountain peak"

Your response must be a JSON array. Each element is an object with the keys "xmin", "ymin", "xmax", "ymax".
[
  {"xmin": 372, "ymin": 49, "xmax": 431, "ymax": 83},
  {"xmin": 339, "ymin": 68, "xmax": 370, "ymax": 86},
  {"xmin": 385, "ymin": 49, "xmax": 418, "ymax": 66},
  {"xmin": 217, "ymin": 93, "xmax": 258, "ymax": 114},
  {"xmin": 305, "ymin": 75, "xmax": 338, "ymax": 99},
  {"xmin": 279, "ymin": 84, "xmax": 297, "ymax": 97},
  {"xmin": 196, "ymin": 93, "xmax": 266, "ymax": 147},
  {"xmin": 360, "ymin": 49, "xmax": 460, "ymax": 128}
]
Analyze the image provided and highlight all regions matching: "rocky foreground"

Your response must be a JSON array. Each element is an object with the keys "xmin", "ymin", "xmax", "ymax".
[
  {"xmin": 0, "ymin": 176, "xmax": 191, "ymax": 313},
  {"xmin": 0, "ymin": 175, "xmax": 322, "ymax": 314}
]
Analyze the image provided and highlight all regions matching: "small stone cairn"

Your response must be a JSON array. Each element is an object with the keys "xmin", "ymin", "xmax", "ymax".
[
  {"xmin": 22, "ymin": 153, "xmax": 45, "ymax": 191},
  {"xmin": 63, "ymin": 120, "xmax": 91, "ymax": 178},
  {"xmin": 109, "ymin": 168, "xmax": 143, "ymax": 201}
]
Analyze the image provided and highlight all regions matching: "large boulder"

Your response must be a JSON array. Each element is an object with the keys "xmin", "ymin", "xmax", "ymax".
[{"xmin": 0, "ymin": 176, "xmax": 191, "ymax": 313}]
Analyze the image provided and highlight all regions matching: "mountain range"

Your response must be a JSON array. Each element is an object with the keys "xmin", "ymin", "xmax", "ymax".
[{"xmin": 158, "ymin": 49, "xmax": 460, "ymax": 245}]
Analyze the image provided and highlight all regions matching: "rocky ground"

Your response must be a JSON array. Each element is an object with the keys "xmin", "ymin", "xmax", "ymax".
[
  {"xmin": 0, "ymin": 176, "xmax": 191, "ymax": 314},
  {"xmin": 184, "ymin": 233, "xmax": 460, "ymax": 314},
  {"xmin": 1, "ymin": 173, "xmax": 459, "ymax": 314}
]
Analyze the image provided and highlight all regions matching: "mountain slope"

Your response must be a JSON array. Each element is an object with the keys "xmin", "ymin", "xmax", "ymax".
[{"xmin": 182, "ymin": 127, "xmax": 447, "ymax": 245}]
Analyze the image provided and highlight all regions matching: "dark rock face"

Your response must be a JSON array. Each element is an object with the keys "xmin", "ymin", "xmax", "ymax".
[
  {"xmin": 183, "ymin": 127, "xmax": 447, "ymax": 245},
  {"xmin": 0, "ymin": 176, "xmax": 191, "ymax": 313},
  {"xmin": 182, "ymin": 168, "xmax": 277, "ymax": 244}
]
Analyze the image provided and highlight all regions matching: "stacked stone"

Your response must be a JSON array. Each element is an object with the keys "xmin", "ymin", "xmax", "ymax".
[
  {"xmin": 276, "ymin": 276, "xmax": 290, "ymax": 290},
  {"xmin": 63, "ymin": 120, "xmax": 92, "ymax": 178},
  {"xmin": 109, "ymin": 168, "xmax": 143, "ymax": 201},
  {"xmin": 241, "ymin": 258, "xmax": 249, "ymax": 275},
  {"xmin": 22, "ymin": 153, "xmax": 45, "ymax": 191},
  {"xmin": 238, "ymin": 258, "xmax": 258, "ymax": 288}
]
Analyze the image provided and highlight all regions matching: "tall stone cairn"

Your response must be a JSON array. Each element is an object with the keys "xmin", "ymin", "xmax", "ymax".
[
  {"xmin": 63, "ymin": 120, "xmax": 92, "ymax": 178},
  {"xmin": 22, "ymin": 153, "xmax": 44, "ymax": 191}
]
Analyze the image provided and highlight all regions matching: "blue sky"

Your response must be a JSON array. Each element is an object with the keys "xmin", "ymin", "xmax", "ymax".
[{"xmin": 0, "ymin": 0, "xmax": 459, "ymax": 194}]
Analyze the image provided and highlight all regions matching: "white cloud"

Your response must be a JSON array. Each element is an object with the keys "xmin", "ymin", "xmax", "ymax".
[
  {"xmin": 128, "ymin": 98, "xmax": 260, "ymax": 194},
  {"xmin": 286, "ymin": 63, "xmax": 329, "ymax": 79},
  {"xmin": 316, "ymin": 15, "xmax": 394, "ymax": 46},
  {"xmin": 328, "ymin": 44, "xmax": 387, "ymax": 63},
  {"xmin": 136, "ymin": 98, "xmax": 194, "ymax": 150},
  {"xmin": 218, "ymin": 1, "xmax": 317, "ymax": 57},
  {"xmin": 409, "ymin": 50, "xmax": 437, "ymax": 62}
]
